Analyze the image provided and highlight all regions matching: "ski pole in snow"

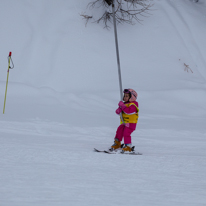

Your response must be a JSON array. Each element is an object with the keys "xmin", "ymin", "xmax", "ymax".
[
  {"xmin": 3, "ymin": 52, "xmax": 14, "ymax": 114},
  {"xmin": 112, "ymin": 0, "xmax": 124, "ymax": 124}
]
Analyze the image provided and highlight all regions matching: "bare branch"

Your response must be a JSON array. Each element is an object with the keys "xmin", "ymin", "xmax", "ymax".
[
  {"xmin": 81, "ymin": 0, "xmax": 153, "ymax": 28},
  {"xmin": 184, "ymin": 63, "xmax": 193, "ymax": 73},
  {"xmin": 80, "ymin": 13, "xmax": 93, "ymax": 27}
]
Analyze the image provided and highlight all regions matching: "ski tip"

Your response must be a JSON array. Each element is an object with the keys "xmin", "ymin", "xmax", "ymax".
[{"xmin": 94, "ymin": 148, "xmax": 104, "ymax": 152}]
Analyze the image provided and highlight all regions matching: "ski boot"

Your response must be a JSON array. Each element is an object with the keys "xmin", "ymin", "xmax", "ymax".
[
  {"xmin": 110, "ymin": 138, "xmax": 121, "ymax": 151},
  {"xmin": 121, "ymin": 144, "xmax": 135, "ymax": 153}
]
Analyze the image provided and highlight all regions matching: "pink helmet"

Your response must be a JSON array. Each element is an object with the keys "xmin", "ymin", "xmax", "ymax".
[{"xmin": 124, "ymin": 88, "xmax": 137, "ymax": 102}]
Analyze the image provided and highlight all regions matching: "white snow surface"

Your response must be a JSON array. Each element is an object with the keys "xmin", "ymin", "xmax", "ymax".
[{"xmin": 0, "ymin": 0, "xmax": 206, "ymax": 205}]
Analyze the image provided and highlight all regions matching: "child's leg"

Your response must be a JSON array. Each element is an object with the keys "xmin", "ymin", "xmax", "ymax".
[
  {"xmin": 123, "ymin": 127, "xmax": 135, "ymax": 145},
  {"xmin": 114, "ymin": 124, "xmax": 125, "ymax": 142}
]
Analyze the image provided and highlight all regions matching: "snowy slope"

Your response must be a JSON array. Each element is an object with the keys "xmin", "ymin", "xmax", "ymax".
[{"xmin": 0, "ymin": 0, "xmax": 206, "ymax": 205}]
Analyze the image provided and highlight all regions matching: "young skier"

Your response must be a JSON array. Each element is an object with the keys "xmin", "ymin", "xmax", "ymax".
[{"xmin": 111, "ymin": 89, "xmax": 139, "ymax": 153}]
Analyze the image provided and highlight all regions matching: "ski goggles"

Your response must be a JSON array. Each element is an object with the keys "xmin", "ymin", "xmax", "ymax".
[{"xmin": 123, "ymin": 89, "xmax": 130, "ymax": 94}]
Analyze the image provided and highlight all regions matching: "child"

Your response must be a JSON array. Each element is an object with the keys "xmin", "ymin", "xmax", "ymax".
[{"xmin": 111, "ymin": 89, "xmax": 139, "ymax": 152}]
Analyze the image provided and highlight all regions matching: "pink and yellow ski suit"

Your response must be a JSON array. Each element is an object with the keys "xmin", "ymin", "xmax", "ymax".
[{"xmin": 115, "ymin": 101, "xmax": 139, "ymax": 145}]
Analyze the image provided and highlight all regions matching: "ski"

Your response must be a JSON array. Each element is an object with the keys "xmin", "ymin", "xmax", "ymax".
[
  {"xmin": 94, "ymin": 148, "xmax": 106, "ymax": 153},
  {"xmin": 120, "ymin": 152, "xmax": 142, "ymax": 155},
  {"xmin": 94, "ymin": 148, "xmax": 101, "ymax": 152},
  {"xmin": 94, "ymin": 148, "xmax": 116, "ymax": 154},
  {"xmin": 94, "ymin": 148, "xmax": 142, "ymax": 155}
]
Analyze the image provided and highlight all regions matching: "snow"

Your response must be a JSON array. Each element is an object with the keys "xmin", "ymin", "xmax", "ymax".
[{"xmin": 0, "ymin": 0, "xmax": 206, "ymax": 205}]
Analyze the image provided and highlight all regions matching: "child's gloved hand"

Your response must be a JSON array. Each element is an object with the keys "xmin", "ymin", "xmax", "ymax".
[
  {"xmin": 115, "ymin": 107, "xmax": 122, "ymax": 115},
  {"xmin": 118, "ymin": 101, "xmax": 126, "ymax": 110}
]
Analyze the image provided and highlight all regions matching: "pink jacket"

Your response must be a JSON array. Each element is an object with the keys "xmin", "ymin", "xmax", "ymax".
[{"xmin": 116, "ymin": 101, "xmax": 139, "ymax": 130}]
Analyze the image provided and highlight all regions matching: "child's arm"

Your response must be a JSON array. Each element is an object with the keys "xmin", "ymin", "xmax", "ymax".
[
  {"xmin": 116, "ymin": 107, "xmax": 122, "ymax": 115},
  {"xmin": 118, "ymin": 101, "xmax": 137, "ymax": 114}
]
